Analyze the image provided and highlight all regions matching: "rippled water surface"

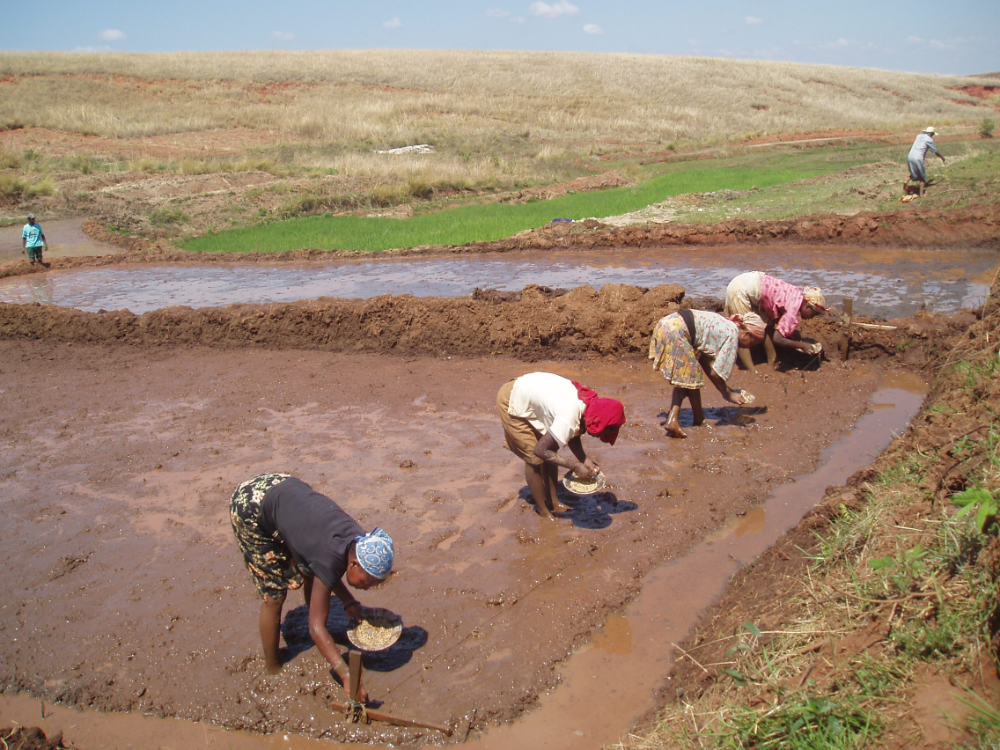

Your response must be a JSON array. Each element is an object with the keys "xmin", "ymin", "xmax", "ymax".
[{"xmin": 1, "ymin": 244, "xmax": 995, "ymax": 317}]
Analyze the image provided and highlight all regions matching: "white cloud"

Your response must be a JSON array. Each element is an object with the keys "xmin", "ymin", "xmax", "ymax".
[
  {"xmin": 383, "ymin": 17, "xmax": 402, "ymax": 28},
  {"xmin": 745, "ymin": 16, "xmax": 763, "ymax": 25},
  {"xmin": 583, "ymin": 23, "xmax": 602, "ymax": 35},
  {"xmin": 271, "ymin": 31, "xmax": 294, "ymax": 41},
  {"xmin": 510, "ymin": 15, "xmax": 526, "ymax": 23},
  {"xmin": 908, "ymin": 35, "xmax": 961, "ymax": 50},
  {"xmin": 486, "ymin": 8, "xmax": 509, "ymax": 18},
  {"xmin": 796, "ymin": 37, "xmax": 876, "ymax": 50},
  {"xmin": 530, "ymin": 1, "xmax": 579, "ymax": 19},
  {"xmin": 97, "ymin": 29, "xmax": 125, "ymax": 41}
]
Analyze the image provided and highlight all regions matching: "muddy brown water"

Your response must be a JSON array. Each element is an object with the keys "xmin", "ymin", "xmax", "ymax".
[
  {"xmin": 0, "ymin": 219, "xmax": 122, "ymax": 265},
  {"xmin": 0, "ymin": 244, "xmax": 995, "ymax": 316},
  {"xmin": 0, "ymin": 335, "xmax": 925, "ymax": 748}
]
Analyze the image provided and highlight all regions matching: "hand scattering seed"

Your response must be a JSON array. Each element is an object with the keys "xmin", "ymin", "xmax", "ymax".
[{"xmin": 347, "ymin": 607, "xmax": 403, "ymax": 651}]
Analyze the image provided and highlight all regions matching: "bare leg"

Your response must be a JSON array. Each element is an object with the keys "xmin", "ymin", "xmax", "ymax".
[
  {"xmin": 525, "ymin": 462, "xmax": 555, "ymax": 519},
  {"xmin": 690, "ymin": 389, "xmax": 704, "ymax": 426},
  {"xmin": 260, "ymin": 593, "xmax": 286, "ymax": 673},
  {"xmin": 665, "ymin": 387, "xmax": 689, "ymax": 438},
  {"xmin": 919, "ymin": 180, "xmax": 925, "ymax": 197},
  {"xmin": 764, "ymin": 334, "xmax": 778, "ymax": 365},
  {"xmin": 545, "ymin": 462, "xmax": 570, "ymax": 512}
]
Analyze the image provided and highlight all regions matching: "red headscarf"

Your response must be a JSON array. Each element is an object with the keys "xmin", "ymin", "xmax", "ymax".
[{"xmin": 572, "ymin": 381, "xmax": 626, "ymax": 444}]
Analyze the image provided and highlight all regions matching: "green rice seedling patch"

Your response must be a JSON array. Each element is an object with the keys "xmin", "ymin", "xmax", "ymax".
[{"xmin": 181, "ymin": 162, "xmax": 835, "ymax": 253}]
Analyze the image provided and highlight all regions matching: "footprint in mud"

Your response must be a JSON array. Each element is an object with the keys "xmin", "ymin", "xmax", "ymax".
[
  {"xmin": 280, "ymin": 602, "xmax": 428, "ymax": 673},
  {"xmin": 518, "ymin": 486, "xmax": 638, "ymax": 529}
]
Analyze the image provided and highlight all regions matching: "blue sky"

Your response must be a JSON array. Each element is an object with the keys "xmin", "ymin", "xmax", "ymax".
[{"xmin": 5, "ymin": 0, "xmax": 998, "ymax": 76}]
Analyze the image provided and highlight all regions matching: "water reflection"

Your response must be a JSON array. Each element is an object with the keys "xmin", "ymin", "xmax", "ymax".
[
  {"xmin": 27, "ymin": 274, "xmax": 54, "ymax": 305},
  {"xmin": 0, "ymin": 244, "xmax": 994, "ymax": 318}
]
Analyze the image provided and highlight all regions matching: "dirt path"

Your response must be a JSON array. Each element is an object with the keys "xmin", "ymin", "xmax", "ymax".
[
  {"xmin": 0, "ymin": 336, "xmax": 897, "ymax": 743},
  {"xmin": 0, "ymin": 218, "xmax": 122, "ymax": 265}
]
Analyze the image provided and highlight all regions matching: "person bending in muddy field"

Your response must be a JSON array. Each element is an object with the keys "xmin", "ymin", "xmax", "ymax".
[
  {"xmin": 230, "ymin": 473, "xmax": 393, "ymax": 702},
  {"xmin": 496, "ymin": 372, "xmax": 626, "ymax": 519},
  {"xmin": 723, "ymin": 271, "xmax": 827, "ymax": 372},
  {"xmin": 649, "ymin": 309, "xmax": 764, "ymax": 438}
]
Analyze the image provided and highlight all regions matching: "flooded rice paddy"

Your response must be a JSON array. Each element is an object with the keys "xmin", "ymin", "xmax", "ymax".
[
  {"xmin": 0, "ymin": 232, "xmax": 977, "ymax": 748},
  {"xmin": 0, "ymin": 360, "xmax": 926, "ymax": 749},
  {"xmin": 0, "ymin": 332, "xmax": 925, "ymax": 747},
  {"xmin": 0, "ymin": 244, "xmax": 995, "ymax": 317}
]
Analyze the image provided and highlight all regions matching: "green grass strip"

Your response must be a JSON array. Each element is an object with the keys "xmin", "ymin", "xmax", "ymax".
[{"xmin": 181, "ymin": 164, "xmax": 835, "ymax": 254}]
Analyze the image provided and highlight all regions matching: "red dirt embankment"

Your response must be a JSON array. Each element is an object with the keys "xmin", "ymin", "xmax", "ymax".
[
  {"xmin": 0, "ymin": 284, "xmax": 683, "ymax": 358},
  {"xmin": 0, "ymin": 279, "xmax": 975, "ymax": 364}
]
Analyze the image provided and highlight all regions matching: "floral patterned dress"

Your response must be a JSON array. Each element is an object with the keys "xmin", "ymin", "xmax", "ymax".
[
  {"xmin": 648, "ymin": 310, "xmax": 739, "ymax": 388},
  {"xmin": 230, "ymin": 473, "xmax": 306, "ymax": 600}
]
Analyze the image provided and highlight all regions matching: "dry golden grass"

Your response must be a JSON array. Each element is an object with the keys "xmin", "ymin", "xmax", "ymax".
[
  {"xmin": 1, "ymin": 50, "xmax": 995, "ymax": 146},
  {"xmin": 2, "ymin": 50, "xmax": 997, "ymax": 237}
]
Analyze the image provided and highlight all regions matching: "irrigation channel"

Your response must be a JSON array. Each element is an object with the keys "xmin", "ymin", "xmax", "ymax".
[
  {"xmin": 0, "ymin": 370, "xmax": 926, "ymax": 749},
  {"xmin": 0, "ymin": 244, "xmax": 995, "ymax": 317}
]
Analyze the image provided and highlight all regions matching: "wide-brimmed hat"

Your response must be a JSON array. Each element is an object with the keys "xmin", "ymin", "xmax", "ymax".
[
  {"xmin": 923, "ymin": 126, "xmax": 937, "ymax": 135},
  {"xmin": 802, "ymin": 286, "xmax": 827, "ymax": 311}
]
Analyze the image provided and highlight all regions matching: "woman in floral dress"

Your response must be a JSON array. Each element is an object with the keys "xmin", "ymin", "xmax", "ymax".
[
  {"xmin": 230, "ymin": 473, "xmax": 394, "ymax": 701},
  {"xmin": 649, "ymin": 309, "xmax": 765, "ymax": 438}
]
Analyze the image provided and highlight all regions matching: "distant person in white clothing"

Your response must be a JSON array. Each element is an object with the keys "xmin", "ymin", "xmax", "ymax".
[{"xmin": 905, "ymin": 127, "xmax": 945, "ymax": 197}]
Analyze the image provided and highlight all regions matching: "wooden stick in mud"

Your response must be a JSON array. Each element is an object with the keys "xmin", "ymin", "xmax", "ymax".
[
  {"xmin": 330, "ymin": 700, "xmax": 454, "ymax": 736},
  {"xmin": 349, "ymin": 650, "xmax": 363, "ymax": 702},
  {"xmin": 841, "ymin": 297, "xmax": 854, "ymax": 361},
  {"xmin": 852, "ymin": 322, "xmax": 897, "ymax": 330}
]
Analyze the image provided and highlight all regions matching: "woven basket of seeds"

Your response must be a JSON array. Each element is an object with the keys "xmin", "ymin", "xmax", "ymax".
[{"xmin": 347, "ymin": 607, "xmax": 403, "ymax": 651}]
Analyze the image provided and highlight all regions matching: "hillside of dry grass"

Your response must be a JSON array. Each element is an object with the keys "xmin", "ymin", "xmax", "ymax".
[
  {"xmin": 0, "ymin": 51, "xmax": 998, "ymax": 240},
  {"xmin": 2, "ymin": 51, "xmax": 997, "ymax": 144}
]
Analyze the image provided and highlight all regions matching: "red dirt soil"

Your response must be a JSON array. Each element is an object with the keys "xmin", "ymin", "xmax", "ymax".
[{"xmin": 0, "ymin": 207, "xmax": 995, "ymax": 747}]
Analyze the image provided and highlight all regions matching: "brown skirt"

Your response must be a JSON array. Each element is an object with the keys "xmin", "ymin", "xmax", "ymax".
[{"xmin": 496, "ymin": 379, "xmax": 544, "ymax": 466}]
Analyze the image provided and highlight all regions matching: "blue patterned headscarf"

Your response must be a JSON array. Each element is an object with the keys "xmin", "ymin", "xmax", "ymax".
[{"xmin": 354, "ymin": 527, "xmax": 394, "ymax": 579}]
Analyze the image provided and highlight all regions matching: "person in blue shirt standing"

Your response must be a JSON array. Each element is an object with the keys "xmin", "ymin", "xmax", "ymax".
[
  {"xmin": 905, "ymin": 127, "xmax": 945, "ymax": 197},
  {"xmin": 21, "ymin": 213, "xmax": 48, "ymax": 266}
]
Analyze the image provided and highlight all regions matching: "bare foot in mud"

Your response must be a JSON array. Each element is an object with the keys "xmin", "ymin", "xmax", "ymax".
[
  {"xmin": 665, "ymin": 420, "xmax": 688, "ymax": 439},
  {"xmin": 265, "ymin": 660, "xmax": 284, "ymax": 675}
]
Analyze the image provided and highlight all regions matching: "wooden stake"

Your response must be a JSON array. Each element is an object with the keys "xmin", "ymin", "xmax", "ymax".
[
  {"xmin": 349, "ymin": 650, "xmax": 362, "ymax": 702},
  {"xmin": 841, "ymin": 297, "xmax": 854, "ymax": 361},
  {"xmin": 331, "ymin": 700, "xmax": 454, "ymax": 736},
  {"xmin": 336, "ymin": 649, "xmax": 453, "ymax": 736}
]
